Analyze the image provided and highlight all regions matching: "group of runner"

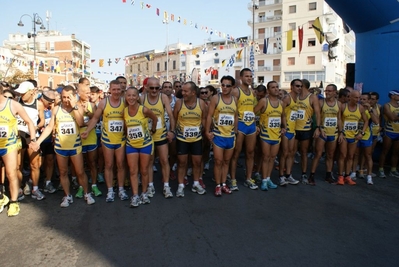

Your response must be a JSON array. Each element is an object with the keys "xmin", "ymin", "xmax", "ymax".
[{"xmin": 0, "ymin": 67, "xmax": 397, "ymax": 217}]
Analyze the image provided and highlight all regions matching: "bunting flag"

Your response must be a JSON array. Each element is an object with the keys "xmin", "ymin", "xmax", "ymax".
[
  {"xmin": 192, "ymin": 49, "xmax": 198, "ymax": 55},
  {"xmin": 286, "ymin": 30, "xmax": 293, "ymax": 51},
  {"xmin": 91, "ymin": 59, "xmax": 95, "ymax": 63},
  {"xmin": 236, "ymin": 49, "xmax": 243, "ymax": 60},
  {"xmin": 141, "ymin": 1, "xmax": 144, "ymax": 9},
  {"xmin": 263, "ymin": 38, "xmax": 268, "ymax": 54},
  {"xmin": 312, "ymin": 17, "xmax": 324, "ymax": 44},
  {"xmin": 221, "ymin": 59, "xmax": 226, "ymax": 67},
  {"xmin": 298, "ymin": 26, "xmax": 304, "ymax": 55},
  {"xmin": 227, "ymin": 54, "xmax": 235, "ymax": 67},
  {"xmin": 202, "ymin": 46, "xmax": 207, "ymax": 54},
  {"xmin": 183, "ymin": 19, "xmax": 187, "ymax": 25},
  {"xmin": 177, "ymin": 16, "xmax": 181, "ymax": 23},
  {"xmin": 131, "ymin": 0, "xmax": 135, "ymax": 5},
  {"xmin": 115, "ymin": 58, "xmax": 121, "ymax": 64},
  {"xmin": 276, "ymin": 36, "xmax": 282, "ymax": 52},
  {"xmin": 122, "ymin": 0, "xmax": 126, "ymax": 3},
  {"xmin": 146, "ymin": 4, "xmax": 151, "ymax": 8},
  {"xmin": 164, "ymin": 11, "xmax": 167, "ymax": 19},
  {"xmin": 156, "ymin": 8, "xmax": 160, "ymax": 16},
  {"xmin": 171, "ymin": 14, "xmax": 174, "ymax": 21},
  {"xmin": 145, "ymin": 54, "xmax": 153, "ymax": 61},
  {"xmin": 99, "ymin": 59, "xmax": 104, "ymax": 67}
]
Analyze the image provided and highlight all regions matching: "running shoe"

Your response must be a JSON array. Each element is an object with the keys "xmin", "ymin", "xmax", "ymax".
[
  {"xmin": 130, "ymin": 195, "xmax": 141, "ymax": 207},
  {"xmin": 308, "ymin": 174, "xmax": 316, "ymax": 186},
  {"xmin": 75, "ymin": 186, "xmax": 84, "ymax": 199},
  {"xmin": 118, "ymin": 189, "xmax": 129, "ymax": 201},
  {"xmin": 325, "ymin": 175, "xmax": 337, "ymax": 184},
  {"xmin": 253, "ymin": 173, "xmax": 262, "ymax": 184},
  {"xmin": 301, "ymin": 174, "xmax": 309, "ymax": 185},
  {"xmin": 279, "ymin": 176, "xmax": 288, "ymax": 186},
  {"xmin": 367, "ymin": 175, "xmax": 374, "ymax": 185},
  {"xmin": 344, "ymin": 176, "xmax": 356, "ymax": 185},
  {"xmin": 147, "ymin": 185, "xmax": 155, "ymax": 198},
  {"xmin": 378, "ymin": 170, "xmax": 386, "ymax": 178},
  {"xmin": 199, "ymin": 178, "xmax": 206, "ymax": 189},
  {"xmin": 389, "ymin": 170, "xmax": 399, "ymax": 178},
  {"xmin": 92, "ymin": 185, "xmax": 102, "ymax": 197},
  {"xmin": 214, "ymin": 186, "xmax": 222, "ymax": 197},
  {"xmin": 0, "ymin": 194, "xmax": 9, "ymax": 214},
  {"xmin": 163, "ymin": 186, "xmax": 173, "ymax": 198},
  {"xmin": 44, "ymin": 182, "xmax": 56, "ymax": 194},
  {"xmin": 60, "ymin": 195, "xmax": 73, "ymax": 208},
  {"xmin": 97, "ymin": 173, "xmax": 105, "ymax": 183},
  {"xmin": 23, "ymin": 182, "xmax": 31, "ymax": 196},
  {"xmin": 18, "ymin": 189, "xmax": 25, "ymax": 201},
  {"xmin": 287, "ymin": 175, "xmax": 299, "ymax": 185},
  {"xmin": 266, "ymin": 178, "xmax": 278, "ymax": 189},
  {"xmin": 140, "ymin": 193, "xmax": 151, "ymax": 204},
  {"xmin": 176, "ymin": 186, "xmax": 185, "ymax": 198},
  {"xmin": 32, "ymin": 189, "xmax": 46, "ymax": 200},
  {"xmin": 172, "ymin": 163, "xmax": 177, "ymax": 172},
  {"xmin": 106, "ymin": 191, "xmax": 115, "ymax": 202},
  {"xmin": 350, "ymin": 172, "xmax": 357, "ymax": 181},
  {"xmin": 184, "ymin": 177, "xmax": 189, "ymax": 186},
  {"xmin": 170, "ymin": 170, "xmax": 176, "ymax": 180},
  {"xmin": 260, "ymin": 180, "xmax": 268, "ymax": 191},
  {"xmin": 230, "ymin": 179, "xmax": 239, "ymax": 191},
  {"xmin": 337, "ymin": 175, "xmax": 344, "ymax": 185},
  {"xmin": 192, "ymin": 184, "xmax": 206, "ymax": 195},
  {"xmin": 187, "ymin": 168, "xmax": 193, "ymax": 176},
  {"xmin": 152, "ymin": 165, "xmax": 158, "ymax": 172},
  {"xmin": 71, "ymin": 178, "xmax": 79, "ymax": 190},
  {"xmin": 221, "ymin": 185, "xmax": 232, "ymax": 194},
  {"xmin": 85, "ymin": 193, "xmax": 96, "ymax": 205},
  {"xmin": 244, "ymin": 179, "xmax": 258, "ymax": 190},
  {"xmin": 7, "ymin": 202, "xmax": 20, "ymax": 216}
]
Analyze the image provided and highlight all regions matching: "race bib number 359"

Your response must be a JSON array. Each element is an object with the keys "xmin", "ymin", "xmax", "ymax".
[
  {"xmin": 108, "ymin": 120, "xmax": 123, "ymax": 132},
  {"xmin": 344, "ymin": 121, "xmax": 358, "ymax": 131}
]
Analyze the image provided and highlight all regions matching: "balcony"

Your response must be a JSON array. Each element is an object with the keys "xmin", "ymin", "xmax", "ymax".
[
  {"xmin": 344, "ymin": 42, "xmax": 355, "ymax": 55},
  {"xmin": 248, "ymin": 15, "xmax": 282, "ymax": 26},
  {"xmin": 256, "ymin": 32, "xmax": 282, "ymax": 39},
  {"xmin": 247, "ymin": 0, "xmax": 282, "ymax": 10}
]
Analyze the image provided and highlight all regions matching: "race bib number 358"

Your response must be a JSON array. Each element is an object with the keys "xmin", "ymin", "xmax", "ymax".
[
  {"xmin": 108, "ymin": 120, "xmax": 123, "ymax": 132},
  {"xmin": 127, "ymin": 126, "xmax": 144, "ymax": 140}
]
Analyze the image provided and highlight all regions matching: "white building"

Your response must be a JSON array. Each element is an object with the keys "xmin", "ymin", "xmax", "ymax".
[{"xmin": 249, "ymin": 0, "xmax": 355, "ymax": 89}]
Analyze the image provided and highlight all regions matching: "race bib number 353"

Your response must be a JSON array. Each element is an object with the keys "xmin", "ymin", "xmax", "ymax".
[{"xmin": 108, "ymin": 120, "xmax": 123, "ymax": 132}]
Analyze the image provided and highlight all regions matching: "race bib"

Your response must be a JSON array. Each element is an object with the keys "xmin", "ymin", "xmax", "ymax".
[
  {"xmin": 218, "ymin": 114, "xmax": 234, "ymax": 126},
  {"xmin": 17, "ymin": 119, "xmax": 26, "ymax": 126},
  {"xmin": 289, "ymin": 111, "xmax": 297, "ymax": 121},
  {"xmin": 0, "ymin": 125, "xmax": 9, "ymax": 138},
  {"xmin": 59, "ymin": 122, "xmax": 76, "ymax": 135},
  {"xmin": 268, "ymin": 117, "xmax": 281, "ymax": 128},
  {"xmin": 344, "ymin": 121, "xmax": 358, "ymax": 131},
  {"xmin": 149, "ymin": 117, "xmax": 162, "ymax": 130},
  {"xmin": 83, "ymin": 116, "xmax": 90, "ymax": 124},
  {"xmin": 108, "ymin": 120, "xmax": 123, "ymax": 132},
  {"xmin": 324, "ymin": 117, "xmax": 337, "ymax": 127},
  {"xmin": 127, "ymin": 126, "xmax": 144, "ymax": 140},
  {"xmin": 296, "ymin": 109, "xmax": 305, "ymax": 120},
  {"xmin": 184, "ymin": 126, "xmax": 200, "ymax": 138},
  {"xmin": 243, "ymin": 111, "xmax": 255, "ymax": 123}
]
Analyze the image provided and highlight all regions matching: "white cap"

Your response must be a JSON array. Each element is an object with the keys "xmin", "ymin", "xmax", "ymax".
[{"xmin": 15, "ymin": 81, "xmax": 34, "ymax": 94}]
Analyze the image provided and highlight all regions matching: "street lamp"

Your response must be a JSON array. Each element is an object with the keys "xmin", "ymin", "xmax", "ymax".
[
  {"xmin": 163, "ymin": 18, "xmax": 169, "ymax": 81},
  {"xmin": 18, "ymin": 13, "xmax": 46, "ymax": 81}
]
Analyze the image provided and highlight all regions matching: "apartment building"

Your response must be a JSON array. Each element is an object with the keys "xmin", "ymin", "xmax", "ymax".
[
  {"xmin": 2, "ymin": 31, "xmax": 91, "ymax": 86},
  {"xmin": 249, "ymin": 0, "xmax": 355, "ymax": 90}
]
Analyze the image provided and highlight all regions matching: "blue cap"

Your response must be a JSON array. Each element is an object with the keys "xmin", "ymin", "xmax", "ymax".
[
  {"xmin": 56, "ymin": 87, "xmax": 63, "ymax": 94},
  {"xmin": 388, "ymin": 90, "xmax": 399, "ymax": 98}
]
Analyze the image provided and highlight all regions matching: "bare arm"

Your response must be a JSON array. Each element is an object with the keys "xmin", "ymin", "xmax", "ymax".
[
  {"xmin": 37, "ymin": 100, "xmax": 45, "ymax": 129},
  {"xmin": 29, "ymin": 106, "xmax": 58, "ymax": 151},
  {"xmin": 82, "ymin": 98, "xmax": 105, "ymax": 137},
  {"xmin": 199, "ymin": 99, "xmax": 208, "ymax": 133},
  {"xmin": 253, "ymin": 98, "xmax": 266, "ymax": 114},
  {"xmin": 143, "ymin": 107, "xmax": 158, "ymax": 133},
  {"xmin": 162, "ymin": 94, "xmax": 175, "ymax": 132}
]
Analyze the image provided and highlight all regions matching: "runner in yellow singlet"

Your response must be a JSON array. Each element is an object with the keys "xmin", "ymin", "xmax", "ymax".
[
  {"xmin": 82, "ymin": 80, "xmax": 128, "ymax": 203},
  {"xmin": 31, "ymin": 86, "xmax": 95, "ymax": 208},
  {"xmin": 337, "ymin": 90, "xmax": 369, "ymax": 186},
  {"xmin": 206, "ymin": 75, "xmax": 238, "ymax": 197},
  {"xmin": 0, "ymin": 84, "xmax": 36, "ymax": 216},
  {"xmin": 254, "ymin": 81, "xmax": 285, "ymax": 191}
]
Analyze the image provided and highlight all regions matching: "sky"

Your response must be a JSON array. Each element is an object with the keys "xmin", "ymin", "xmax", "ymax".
[{"xmin": 1, "ymin": 0, "xmax": 251, "ymax": 82}]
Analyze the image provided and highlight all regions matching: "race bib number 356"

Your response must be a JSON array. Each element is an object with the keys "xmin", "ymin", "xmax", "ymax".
[
  {"xmin": 108, "ymin": 120, "xmax": 123, "ymax": 132},
  {"xmin": 324, "ymin": 117, "xmax": 337, "ymax": 127}
]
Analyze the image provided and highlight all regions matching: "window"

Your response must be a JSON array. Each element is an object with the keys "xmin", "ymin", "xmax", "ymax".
[
  {"xmin": 258, "ymin": 12, "xmax": 265, "ymax": 22},
  {"xmin": 257, "ymin": 76, "xmax": 264, "ymax": 84},
  {"xmin": 287, "ymin": 57, "xmax": 295, "ymax": 66},
  {"xmin": 272, "ymin": 75, "xmax": 280, "ymax": 83},
  {"xmin": 173, "ymin": 60, "xmax": 176, "ymax": 70},
  {"xmin": 258, "ymin": 60, "xmax": 265, "ymax": 66},
  {"xmin": 181, "ymin": 61, "xmax": 186, "ymax": 67},
  {"xmin": 308, "ymin": 20, "xmax": 315, "ymax": 29},
  {"xmin": 164, "ymin": 62, "xmax": 167, "ymax": 71},
  {"xmin": 308, "ymin": 38, "xmax": 316, "ymax": 46},
  {"xmin": 289, "ymin": 5, "xmax": 296, "ymax": 14},
  {"xmin": 157, "ymin": 63, "xmax": 160, "ymax": 72},
  {"xmin": 214, "ymin": 58, "xmax": 220, "ymax": 64},
  {"xmin": 307, "ymin": 56, "xmax": 315, "ymax": 65},
  {"xmin": 195, "ymin": 60, "xmax": 200, "ymax": 66},
  {"xmin": 284, "ymin": 72, "xmax": 301, "ymax": 82},
  {"xmin": 138, "ymin": 64, "xmax": 141, "ymax": 71},
  {"xmin": 289, "ymin": 23, "xmax": 296, "ymax": 31},
  {"xmin": 130, "ymin": 65, "xmax": 133, "ymax": 72},
  {"xmin": 146, "ymin": 62, "xmax": 149, "ymax": 70},
  {"xmin": 49, "ymin": 41, "xmax": 54, "ymax": 51},
  {"xmin": 40, "ymin": 42, "xmax": 46, "ymax": 51},
  {"xmin": 292, "ymin": 40, "xmax": 296, "ymax": 48},
  {"xmin": 309, "ymin": 2, "xmax": 317, "ymax": 11}
]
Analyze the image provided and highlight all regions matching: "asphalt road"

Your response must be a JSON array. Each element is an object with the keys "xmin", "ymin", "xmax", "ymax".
[{"xmin": 1, "ymin": 155, "xmax": 399, "ymax": 267}]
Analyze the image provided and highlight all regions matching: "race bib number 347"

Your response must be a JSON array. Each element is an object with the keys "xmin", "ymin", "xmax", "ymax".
[{"xmin": 108, "ymin": 120, "xmax": 123, "ymax": 132}]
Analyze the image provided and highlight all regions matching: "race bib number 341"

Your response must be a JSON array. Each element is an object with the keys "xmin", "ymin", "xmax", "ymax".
[
  {"xmin": 108, "ymin": 120, "xmax": 123, "ymax": 132},
  {"xmin": 59, "ymin": 122, "xmax": 76, "ymax": 135}
]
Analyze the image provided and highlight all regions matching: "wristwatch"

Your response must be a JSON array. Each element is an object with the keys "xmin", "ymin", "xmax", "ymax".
[{"xmin": 73, "ymin": 105, "xmax": 79, "ymax": 110}]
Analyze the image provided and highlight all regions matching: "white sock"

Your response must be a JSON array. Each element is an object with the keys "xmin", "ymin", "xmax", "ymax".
[
  {"xmin": 119, "ymin": 187, "xmax": 124, "ymax": 192},
  {"xmin": 149, "ymin": 182, "xmax": 154, "ymax": 186},
  {"xmin": 178, "ymin": 183, "xmax": 184, "ymax": 188},
  {"xmin": 193, "ymin": 181, "xmax": 199, "ymax": 186},
  {"xmin": 108, "ymin": 187, "xmax": 113, "ymax": 193},
  {"xmin": 33, "ymin": 186, "xmax": 38, "ymax": 191},
  {"xmin": 164, "ymin": 182, "xmax": 169, "ymax": 187},
  {"xmin": 45, "ymin": 180, "xmax": 51, "ymax": 186},
  {"xmin": 91, "ymin": 184, "xmax": 97, "ymax": 188}
]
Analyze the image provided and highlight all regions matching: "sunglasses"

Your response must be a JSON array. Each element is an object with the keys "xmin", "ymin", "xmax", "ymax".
[
  {"xmin": 175, "ymin": 85, "xmax": 181, "ymax": 88},
  {"xmin": 5, "ymin": 96, "xmax": 13, "ymax": 99},
  {"xmin": 221, "ymin": 84, "xmax": 232, "ymax": 88},
  {"xmin": 42, "ymin": 94, "xmax": 55, "ymax": 103},
  {"xmin": 163, "ymin": 86, "xmax": 172, "ymax": 89},
  {"xmin": 149, "ymin": 86, "xmax": 160, "ymax": 90},
  {"xmin": 200, "ymin": 91, "xmax": 208, "ymax": 95},
  {"xmin": 295, "ymin": 85, "xmax": 302, "ymax": 88}
]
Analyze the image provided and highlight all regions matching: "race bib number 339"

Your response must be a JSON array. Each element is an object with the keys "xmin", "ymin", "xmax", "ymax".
[{"xmin": 184, "ymin": 127, "xmax": 200, "ymax": 138}]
